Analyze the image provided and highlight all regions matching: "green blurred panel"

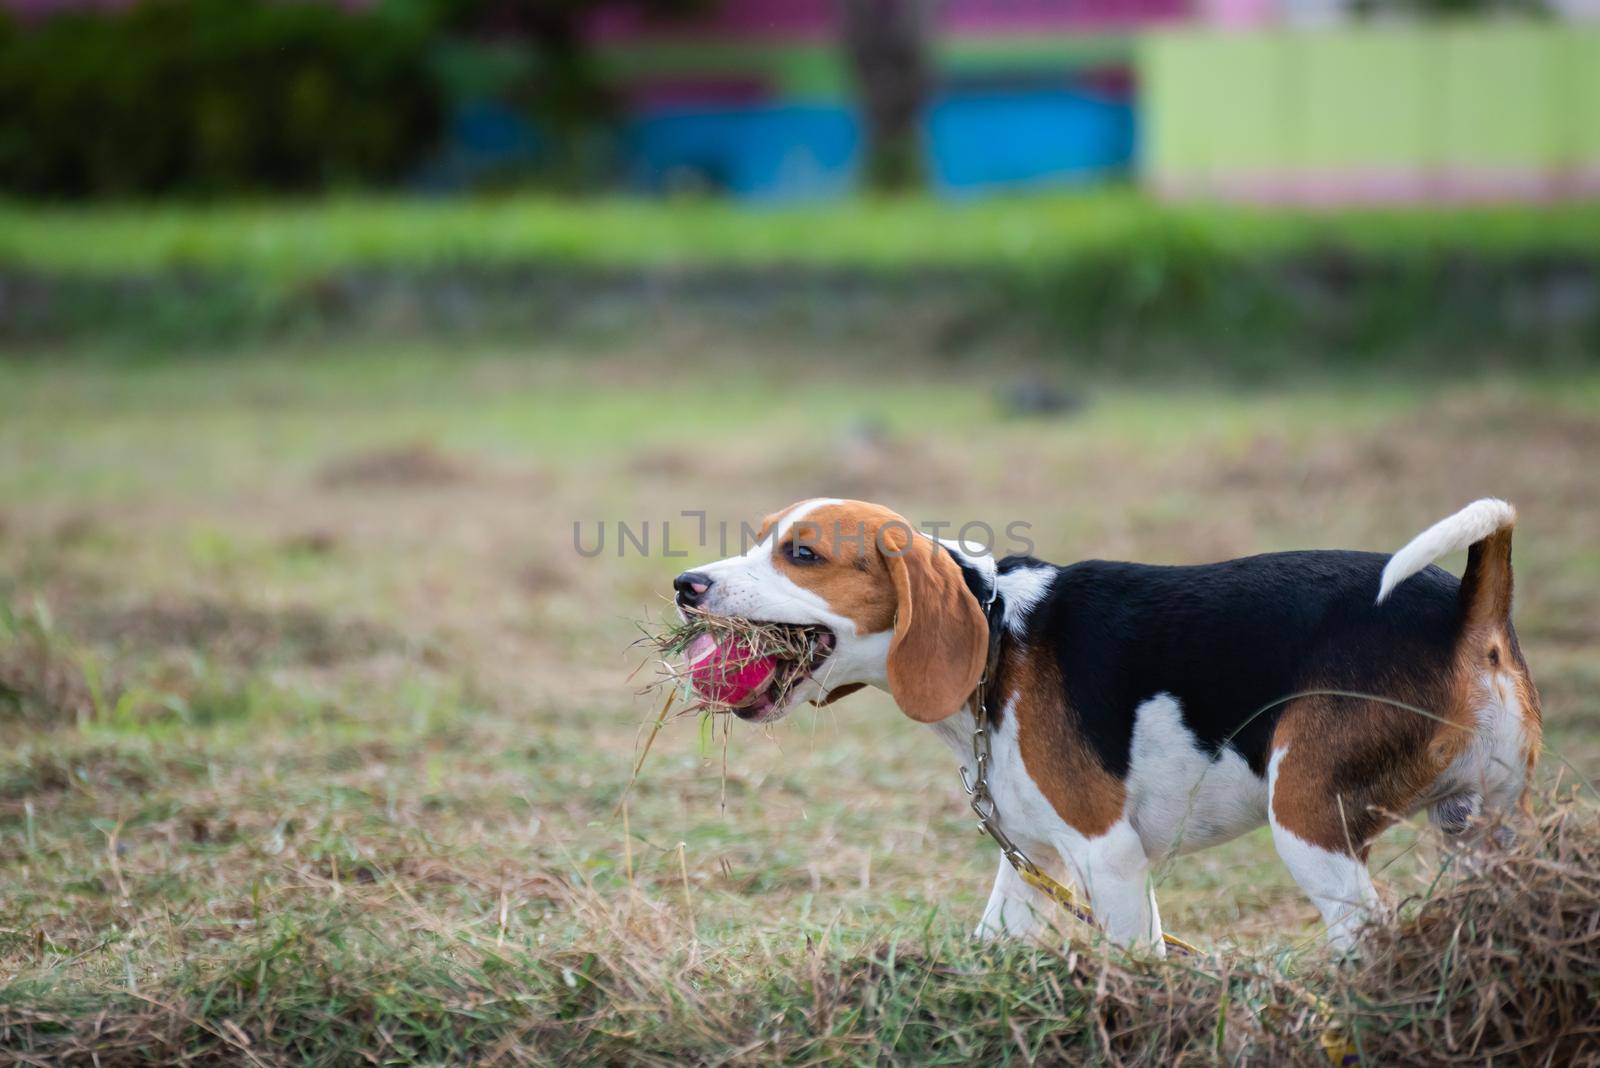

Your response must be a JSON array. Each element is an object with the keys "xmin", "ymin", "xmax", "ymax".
[
  {"xmin": 1210, "ymin": 34, "xmax": 1297, "ymax": 173},
  {"xmin": 771, "ymin": 49, "xmax": 853, "ymax": 98},
  {"xmin": 1139, "ymin": 32, "xmax": 1207, "ymax": 178},
  {"xmin": 1297, "ymin": 29, "xmax": 1432, "ymax": 170},
  {"xmin": 1138, "ymin": 22, "xmax": 1600, "ymax": 184},
  {"xmin": 1439, "ymin": 25, "xmax": 1559, "ymax": 169},
  {"xmin": 1141, "ymin": 31, "xmax": 1293, "ymax": 179},
  {"xmin": 1556, "ymin": 27, "xmax": 1600, "ymax": 166},
  {"xmin": 595, "ymin": 42, "xmax": 851, "ymax": 100},
  {"xmin": 934, "ymin": 34, "xmax": 1134, "ymax": 74}
]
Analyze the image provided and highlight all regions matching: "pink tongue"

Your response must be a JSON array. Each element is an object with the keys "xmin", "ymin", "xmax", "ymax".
[{"xmin": 686, "ymin": 634, "xmax": 778, "ymax": 708}]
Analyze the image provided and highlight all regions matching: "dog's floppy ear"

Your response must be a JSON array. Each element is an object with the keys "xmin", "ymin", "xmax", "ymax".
[{"xmin": 881, "ymin": 523, "xmax": 988, "ymax": 723}]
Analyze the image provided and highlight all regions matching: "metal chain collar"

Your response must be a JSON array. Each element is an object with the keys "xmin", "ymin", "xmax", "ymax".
[
  {"xmin": 958, "ymin": 660, "xmax": 1096, "ymax": 925},
  {"xmin": 958, "ymin": 697, "xmax": 1034, "ymax": 879},
  {"xmin": 957, "ymin": 590, "xmax": 1032, "ymax": 875}
]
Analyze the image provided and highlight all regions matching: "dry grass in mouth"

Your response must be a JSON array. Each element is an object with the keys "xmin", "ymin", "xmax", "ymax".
[
  {"xmin": 625, "ymin": 609, "xmax": 835, "ymax": 813},
  {"xmin": 634, "ymin": 606, "xmax": 832, "ymax": 715}
]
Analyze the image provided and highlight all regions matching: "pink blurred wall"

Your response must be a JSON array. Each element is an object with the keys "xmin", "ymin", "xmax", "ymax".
[
  {"xmin": 6, "ymin": 0, "xmax": 1211, "ymax": 34},
  {"xmin": 942, "ymin": 0, "xmax": 1189, "ymax": 31},
  {"xmin": 591, "ymin": 0, "xmax": 1191, "ymax": 42},
  {"xmin": 1199, "ymin": 0, "xmax": 1275, "ymax": 26}
]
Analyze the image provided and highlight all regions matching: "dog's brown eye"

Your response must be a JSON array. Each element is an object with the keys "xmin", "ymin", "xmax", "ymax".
[{"xmin": 784, "ymin": 542, "xmax": 822, "ymax": 564}]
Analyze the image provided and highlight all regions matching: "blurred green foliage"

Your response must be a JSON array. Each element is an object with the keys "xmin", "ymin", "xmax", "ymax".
[
  {"xmin": 0, "ymin": 0, "xmax": 440, "ymax": 198},
  {"xmin": 6, "ymin": 191, "xmax": 1600, "ymax": 275},
  {"xmin": 1, "ymin": 192, "xmax": 1596, "ymax": 360},
  {"xmin": 0, "ymin": 0, "xmax": 714, "ymax": 198},
  {"xmin": 417, "ymin": 0, "xmax": 708, "ymax": 188},
  {"xmin": 0, "ymin": 190, "xmax": 1589, "ymax": 367}
]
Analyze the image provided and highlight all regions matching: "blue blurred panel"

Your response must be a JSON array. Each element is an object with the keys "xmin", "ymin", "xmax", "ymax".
[
  {"xmin": 925, "ymin": 89, "xmax": 1135, "ymax": 195},
  {"xmin": 413, "ymin": 102, "xmax": 544, "ymax": 192},
  {"xmin": 455, "ymin": 101, "xmax": 538, "ymax": 159},
  {"xmin": 625, "ymin": 105, "xmax": 862, "ymax": 201}
]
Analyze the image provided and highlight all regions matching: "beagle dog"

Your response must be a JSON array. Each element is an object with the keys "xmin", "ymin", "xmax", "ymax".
[{"xmin": 672, "ymin": 498, "xmax": 1540, "ymax": 951}]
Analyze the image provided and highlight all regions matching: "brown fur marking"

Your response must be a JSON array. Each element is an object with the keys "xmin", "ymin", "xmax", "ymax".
[
  {"xmin": 1269, "ymin": 695, "xmax": 1422, "ymax": 858},
  {"xmin": 1271, "ymin": 625, "xmax": 1541, "ymax": 856},
  {"xmin": 767, "ymin": 502, "xmax": 901, "ymax": 635},
  {"xmin": 1008, "ymin": 643, "xmax": 1127, "ymax": 838}
]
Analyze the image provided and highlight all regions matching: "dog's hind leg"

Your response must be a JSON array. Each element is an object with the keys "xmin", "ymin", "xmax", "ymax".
[
  {"xmin": 1269, "ymin": 818, "xmax": 1378, "ymax": 953},
  {"xmin": 1266, "ymin": 746, "xmax": 1383, "ymax": 952}
]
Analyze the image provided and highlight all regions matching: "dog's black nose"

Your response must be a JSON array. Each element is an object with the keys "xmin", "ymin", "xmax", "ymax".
[{"xmin": 674, "ymin": 570, "xmax": 713, "ymax": 608}]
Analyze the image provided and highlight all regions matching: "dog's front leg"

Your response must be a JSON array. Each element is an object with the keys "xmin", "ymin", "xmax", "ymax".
[
  {"xmin": 1073, "ymin": 823, "xmax": 1167, "ymax": 953},
  {"xmin": 975, "ymin": 856, "xmax": 1056, "ymax": 941}
]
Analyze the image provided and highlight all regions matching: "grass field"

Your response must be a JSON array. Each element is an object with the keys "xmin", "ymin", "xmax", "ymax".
[{"xmin": 2, "ymin": 342, "xmax": 1598, "ymax": 1063}]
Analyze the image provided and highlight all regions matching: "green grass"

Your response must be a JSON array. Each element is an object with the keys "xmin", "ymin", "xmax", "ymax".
[
  {"xmin": 2, "ymin": 343, "xmax": 1597, "ymax": 1062},
  {"xmin": 5, "ymin": 190, "xmax": 1600, "ymax": 279},
  {"xmin": 7, "ymin": 192, "xmax": 1596, "ymax": 361}
]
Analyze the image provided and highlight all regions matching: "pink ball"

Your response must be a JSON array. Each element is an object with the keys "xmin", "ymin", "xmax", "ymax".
[{"xmin": 685, "ymin": 635, "xmax": 778, "ymax": 708}]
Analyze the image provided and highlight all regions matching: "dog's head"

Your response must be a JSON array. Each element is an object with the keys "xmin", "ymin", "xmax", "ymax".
[{"xmin": 673, "ymin": 499, "xmax": 991, "ymax": 724}]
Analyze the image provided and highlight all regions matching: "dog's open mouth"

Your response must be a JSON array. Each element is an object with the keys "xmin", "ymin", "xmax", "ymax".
[{"xmin": 681, "ymin": 621, "xmax": 836, "ymax": 720}]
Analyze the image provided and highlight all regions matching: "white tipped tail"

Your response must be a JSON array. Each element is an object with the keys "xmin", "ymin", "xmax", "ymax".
[{"xmin": 1376, "ymin": 498, "xmax": 1517, "ymax": 604}]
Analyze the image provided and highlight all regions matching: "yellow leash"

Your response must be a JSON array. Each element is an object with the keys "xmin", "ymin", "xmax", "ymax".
[{"xmin": 1013, "ymin": 865, "xmax": 1202, "ymax": 957}]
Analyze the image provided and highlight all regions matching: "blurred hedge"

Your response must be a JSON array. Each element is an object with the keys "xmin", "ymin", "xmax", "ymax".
[
  {"xmin": 0, "ymin": 0, "xmax": 440, "ymax": 198},
  {"xmin": 2, "ymin": 192, "xmax": 1596, "ymax": 360}
]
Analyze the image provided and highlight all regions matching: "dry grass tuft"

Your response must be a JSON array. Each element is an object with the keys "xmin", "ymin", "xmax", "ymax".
[
  {"xmin": 0, "ymin": 601, "xmax": 98, "ymax": 727},
  {"xmin": 1331, "ymin": 799, "xmax": 1600, "ymax": 1064}
]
